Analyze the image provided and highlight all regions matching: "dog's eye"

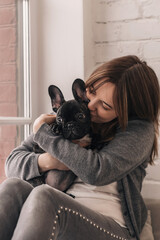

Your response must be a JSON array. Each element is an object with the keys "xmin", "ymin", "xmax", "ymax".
[
  {"xmin": 56, "ymin": 116, "xmax": 63, "ymax": 124},
  {"xmin": 76, "ymin": 113, "xmax": 85, "ymax": 121}
]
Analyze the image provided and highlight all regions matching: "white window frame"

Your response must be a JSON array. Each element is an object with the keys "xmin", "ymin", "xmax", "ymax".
[{"xmin": 0, "ymin": 0, "xmax": 31, "ymax": 139}]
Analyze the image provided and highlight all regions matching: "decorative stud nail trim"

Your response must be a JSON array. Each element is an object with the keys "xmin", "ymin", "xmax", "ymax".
[{"xmin": 49, "ymin": 206, "xmax": 127, "ymax": 240}]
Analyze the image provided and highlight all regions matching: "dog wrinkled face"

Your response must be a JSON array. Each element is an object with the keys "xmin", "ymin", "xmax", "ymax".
[
  {"xmin": 48, "ymin": 79, "xmax": 91, "ymax": 140},
  {"xmin": 56, "ymin": 100, "xmax": 90, "ymax": 139}
]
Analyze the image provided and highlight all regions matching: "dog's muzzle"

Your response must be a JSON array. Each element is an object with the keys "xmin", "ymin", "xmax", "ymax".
[{"xmin": 62, "ymin": 122, "xmax": 89, "ymax": 140}]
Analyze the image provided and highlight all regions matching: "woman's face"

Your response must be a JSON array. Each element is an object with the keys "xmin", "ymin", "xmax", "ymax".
[{"xmin": 86, "ymin": 81, "xmax": 117, "ymax": 123}]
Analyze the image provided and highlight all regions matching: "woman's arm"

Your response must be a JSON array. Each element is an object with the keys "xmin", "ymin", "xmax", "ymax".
[
  {"xmin": 5, "ymin": 133, "xmax": 69, "ymax": 180},
  {"xmin": 33, "ymin": 115, "xmax": 155, "ymax": 186},
  {"xmin": 38, "ymin": 152, "xmax": 69, "ymax": 173},
  {"xmin": 5, "ymin": 134, "xmax": 41, "ymax": 180}
]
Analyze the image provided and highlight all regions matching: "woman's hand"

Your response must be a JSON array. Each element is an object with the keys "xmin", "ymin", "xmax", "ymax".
[
  {"xmin": 72, "ymin": 139, "xmax": 91, "ymax": 147},
  {"xmin": 33, "ymin": 114, "xmax": 56, "ymax": 134},
  {"xmin": 38, "ymin": 152, "xmax": 69, "ymax": 173}
]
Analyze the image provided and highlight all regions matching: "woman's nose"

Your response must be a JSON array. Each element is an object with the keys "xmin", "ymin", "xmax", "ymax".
[
  {"xmin": 86, "ymin": 88, "xmax": 98, "ymax": 110},
  {"xmin": 88, "ymin": 97, "xmax": 98, "ymax": 111}
]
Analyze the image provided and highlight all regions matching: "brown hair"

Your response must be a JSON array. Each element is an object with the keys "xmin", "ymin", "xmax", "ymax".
[{"xmin": 86, "ymin": 55, "xmax": 160, "ymax": 164}]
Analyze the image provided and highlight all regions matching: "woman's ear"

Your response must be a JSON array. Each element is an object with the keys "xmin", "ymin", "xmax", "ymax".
[
  {"xmin": 48, "ymin": 85, "xmax": 65, "ymax": 112},
  {"xmin": 72, "ymin": 78, "xmax": 88, "ymax": 103}
]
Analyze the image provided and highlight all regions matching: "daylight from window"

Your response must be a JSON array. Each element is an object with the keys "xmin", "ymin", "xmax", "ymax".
[{"xmin": 0, "ymin": 0, "xmax": 30, "ymax": 183}]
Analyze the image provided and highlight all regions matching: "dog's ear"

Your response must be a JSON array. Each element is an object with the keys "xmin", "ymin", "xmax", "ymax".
[
  {"xmin": 72, "ymin": 78, "xmax": 88, "ymax": 103},
  {"xmin": 48, "ymin": 85, "xmax": 65, "ymax": 112}
]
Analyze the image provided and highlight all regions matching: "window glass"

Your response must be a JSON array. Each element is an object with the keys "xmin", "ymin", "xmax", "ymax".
[{"xmin": 0, "ymin": 0, "xmax": 30, "ymax": 183}]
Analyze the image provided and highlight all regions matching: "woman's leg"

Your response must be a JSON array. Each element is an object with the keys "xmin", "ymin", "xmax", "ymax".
[
  {"xmin": 0, "ymin": 178, "xmax": 33, "ymax": 240},
  {"xmin": 12, "ymin": 184, "xmax": 133, "ymax": 240}
]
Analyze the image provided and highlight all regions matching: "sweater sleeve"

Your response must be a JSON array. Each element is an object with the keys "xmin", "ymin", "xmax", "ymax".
[
  {"xmin": 5, "ymin": 134, "xmax": 41, "ymax": 180},
  {"xmin": 34, "ymin": 119, "xmax": 154, "ymax": 186}
]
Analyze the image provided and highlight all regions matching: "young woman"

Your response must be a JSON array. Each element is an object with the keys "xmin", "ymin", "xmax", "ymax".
[{"xmin": 1, "ymin": 55, "xmax": 160, "ymax": 240}]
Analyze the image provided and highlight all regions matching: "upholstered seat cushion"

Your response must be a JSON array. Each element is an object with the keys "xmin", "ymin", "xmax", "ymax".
[
  {"xmin": 144, "ymin": 199, "xmax": 160, "ymax": 240},
  {"xmin": 140, "ymin": 210, "xmax": 154, "ymax": 240}
]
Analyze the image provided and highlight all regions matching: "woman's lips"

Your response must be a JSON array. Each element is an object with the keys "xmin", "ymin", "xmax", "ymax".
[{"xmin": 90, "ymin": 111, "xmax": 97, "ymax": 117}]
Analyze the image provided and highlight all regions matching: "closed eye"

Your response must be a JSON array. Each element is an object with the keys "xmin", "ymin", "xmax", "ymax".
[{"xmin": 102, "ymin": 101, "xmax": 113, "ymax": 110}]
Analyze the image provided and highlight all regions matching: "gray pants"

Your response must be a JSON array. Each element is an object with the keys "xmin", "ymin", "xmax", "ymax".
[{"xmin": 0, "ymin": 178, "xmax": 134, "ymax": 240}]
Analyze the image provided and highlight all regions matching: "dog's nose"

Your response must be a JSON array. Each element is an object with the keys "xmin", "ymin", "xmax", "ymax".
[{"xmin": 67, "ymin": 122, "xmax": 74, "ymax": 130}]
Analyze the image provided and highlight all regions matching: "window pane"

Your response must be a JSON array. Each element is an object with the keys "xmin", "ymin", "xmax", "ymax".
[
  {"xmin": 0, "ymin": 0, "xmax": 30, "ymax": 118},
  {"xmin": 0, "ymin": 0, "xmax": 30, "ymax": 183}
]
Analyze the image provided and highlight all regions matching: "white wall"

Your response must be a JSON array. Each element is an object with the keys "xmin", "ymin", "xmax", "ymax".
[
  {"xmin": 83, "ymin": 0, "xmax": 95, "ymax": 79},
  {"xmin": 30, "ymin": 0, "xmax": 85, "ymax": 119}
]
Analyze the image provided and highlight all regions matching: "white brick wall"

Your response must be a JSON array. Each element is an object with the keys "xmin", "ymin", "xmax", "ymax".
[
  {"xmin": 85, "ymin": 0, "xmax": 160, "ymax": 198},
  {"xmin": 93, "ymin": 0, "xmax": 160, "ymax": 65}
]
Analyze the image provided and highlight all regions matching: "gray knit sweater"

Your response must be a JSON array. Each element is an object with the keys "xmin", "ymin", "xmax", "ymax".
[{"xmin": 5, "ymin": 119, "xmax": 154, "ymax": 240}]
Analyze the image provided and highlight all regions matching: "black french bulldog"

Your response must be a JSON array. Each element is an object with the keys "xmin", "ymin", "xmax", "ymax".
[
  {"xmin": 31, "ymin": 78, "xmax": 91, "ymax": 192},
  {"xmin": 49, "ymin": 78, "xmax": 91, "ymax": 140}
]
